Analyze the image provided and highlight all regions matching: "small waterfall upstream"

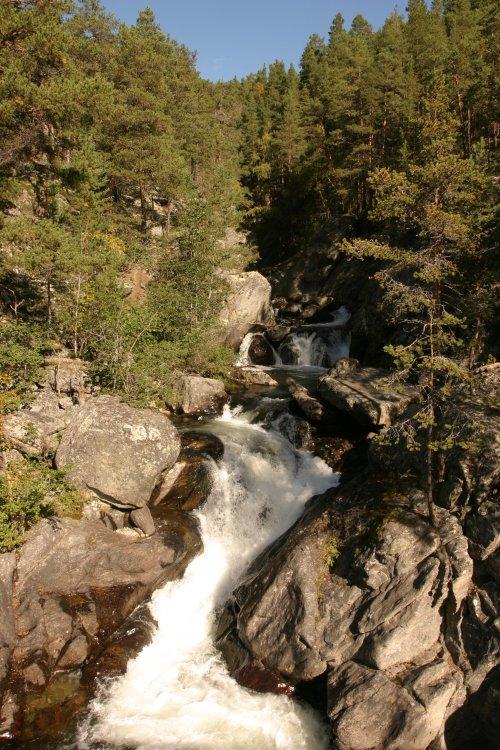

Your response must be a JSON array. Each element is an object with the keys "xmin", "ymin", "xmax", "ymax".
[
  {"xmin": 79, "ymin": 406, "xmax": 338, "ymax": 750},
  {"xmin": 237, "ymin": 306, "xmax": 352, "ymax": 369}
]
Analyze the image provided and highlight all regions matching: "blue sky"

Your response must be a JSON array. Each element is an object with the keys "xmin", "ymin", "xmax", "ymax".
[{"xmin": 102, "ymin": 1, "xmax": 402, "ymax": 81}]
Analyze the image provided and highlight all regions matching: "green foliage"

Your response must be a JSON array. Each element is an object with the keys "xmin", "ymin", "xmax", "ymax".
[
  {"xmin": 237, "ymin": 1, "xmax": 497, "ymax": 263},
  {"xmin": 0, "ymin": 459, "xmax": 83, "ymax": 551},
  {"xmin": 0, "ymin": 320, "xmax": 48, "ymax": 411},
  {"xmin": 0, "ymin": 1, "xmax": 245, "ymax": 410},
  {"xmin": 324, "ymin": 535, "xmax": 340, "ymax": 567}
]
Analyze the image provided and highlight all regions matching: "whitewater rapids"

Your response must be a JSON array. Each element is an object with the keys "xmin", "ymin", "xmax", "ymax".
[{"xmin": 79, "ymin": 407, "xmax": 339, "ymax": 750}]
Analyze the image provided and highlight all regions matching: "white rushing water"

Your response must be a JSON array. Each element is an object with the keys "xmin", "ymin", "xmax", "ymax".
[
  {"xmin": 80, "ymin": 407, "xmax": 339, "ymax": 750},
  {"xmin": 236, "ymin": 307, "xmax": 351, "ymax": 369}
]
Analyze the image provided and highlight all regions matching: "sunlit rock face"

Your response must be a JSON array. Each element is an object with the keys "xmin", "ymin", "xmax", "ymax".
[
  {"xmin": 219, "ymin": 270, "xmax": 275, "ymax": 350},
  {"xmin": 55, "ymin": 396, "xmax": 180, "ymax": 510}
]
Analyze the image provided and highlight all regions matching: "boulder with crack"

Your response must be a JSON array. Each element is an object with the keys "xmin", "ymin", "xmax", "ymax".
[
  {"xmin": 55, "ymin": 396, "xmax": 180, "ymax": 534},
  {"xmin": 318, "ymin": 359, "xmax": 416, "ymax": 429}
]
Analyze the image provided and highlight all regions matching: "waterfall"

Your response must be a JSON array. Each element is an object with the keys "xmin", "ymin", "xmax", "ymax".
[
  {"xmin": 278, "ymin": 329, "xmax": 351, "ymax": 368},
  {"xmin": 235, "ymin": 333, "xmax": 256, "ymax": 366},
  {"xmin": 236, "ymin": 307, "xmax": 351, "ymax": 370},
  {"xmin": 79, "ymin": 406, "xmax": 338, "ymax": 750}
]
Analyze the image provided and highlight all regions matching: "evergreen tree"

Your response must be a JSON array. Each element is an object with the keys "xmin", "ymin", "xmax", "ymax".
[{"xmin": 343, "ymin": 73, "xmax": 491, "ymax": 522}]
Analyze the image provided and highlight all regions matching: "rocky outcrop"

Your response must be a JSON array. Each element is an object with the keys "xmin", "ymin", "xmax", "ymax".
[
  {"xmin": 231, "ymin": 367, "xmax": 278, "ymax": 388},
  {"xmin": 328, "ymin": 658, "xmax": 464, "ymax": 750},
  {"xmin": 1, "ymin": 516, "xmax": 201, "ymax": 738},
  {"xmin": 1, "ymin": 356, "xmax": 91, "ymax": 457},
  {"xmin": 55, "ymin": 396, "xmax": 180, "ymax": 512},
  {"xmin": 319, "ymin": 359, "xmax": 416, "ymax": 428},
  {"xmin": 219, "ymin": 271, "xmax": 275, "ymax": 349},
  {"xmin": 168, "ymin": 374, "xmax": 228, "ymax": 416},
  {"xmin": 217, "ymin": 466, "xmax": 498, "ymax": 749}
]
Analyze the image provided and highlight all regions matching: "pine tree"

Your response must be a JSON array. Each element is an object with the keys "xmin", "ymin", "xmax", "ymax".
[
  {"xmin": 373, "ymin": 13, "xmax": 417, "ymax": 167},
  {"xmin": 343, "ymin": 73, "xmax": 491, "ymax": 523}
]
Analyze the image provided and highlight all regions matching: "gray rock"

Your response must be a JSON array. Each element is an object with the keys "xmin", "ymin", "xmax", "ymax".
[
  {"xmin": 169, "ymin": 374, "xmax": 227, "ymax": 416},
  {"xmin": 328, "ymin": 659, "xmax": 462, "ymax": 750},
  {"xmin": 287, "ymin": 378, "xmax": 324, "ymax": 422},
  {"xmin": 466, "ymin": 501, "xmax": 500, "ymax": 562},
  {"xmin": 231, "ymin": 367, "xmax": 278, "ymax": 388},
  {"xmin": 130, "ymin": 507, "xmax": 156, "ymax": 536},
  {"xmin": 43, "ymin": 356, "xmax": 90, "ymax": 402},
  {"xmin": 319, "ymin": 362, "xmax": 416, "ymax": 428},
  {"xmin": 55, "ymin": 396, "xmax": 180, "ymax": 509},
  {"xmin": 2, "ymin": 387, "xmax": 76, "ymax": 457},
  {"xmin": 0, "ymin": 554, "xmax": 16, "ymax": 685},
  {"xmin": 217, "ymin": 471, "xmax": 481, "ymax": 750},
  {"xmin": 219, "ymin": 271, "xmax": 275, "ymax": 349},
  {"xmin": 11, "ymin": 516, "xmax": 200, "ymax": 683},
  {"xmin": 217, "ymin": 491, "xmax": 365, "ymax": 683}
]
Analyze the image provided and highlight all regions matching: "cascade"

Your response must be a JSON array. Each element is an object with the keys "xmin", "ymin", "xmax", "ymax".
[
  {"xmin": 80, "ymin": 406, "xmax": 338, "ymax": 750},
  {"xmin": 236, "ymin": 307, "xmax": 352, "ymax": 370}
]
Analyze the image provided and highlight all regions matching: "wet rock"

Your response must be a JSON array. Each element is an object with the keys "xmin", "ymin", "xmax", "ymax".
[
  {"xmin": 287, "ymin": 378, "xmax": 324, "ymax": 422},
  {"xmin": 180, "ymin": 431, "xmax": 225, "ymax": 462},
  {"xmin": 266, "ymin": 325, "xmax": 291, "ymax": 344},
  {"xmin": 248, "ymin": 333, "xmax": 275, "ymax": 366},
  {"xmin": 231, "ymin": 367, "xmax": 278, "ymax": 388},
  {"xmin": 319, "ymin": 360, "xmax": 416, "ymax": 428},
  {"xmin": 265, "ymin": 411, "xmax": 313, "ymax": 450},
  {"xmin": 160, "ymin": 457, "xmax": 214, "ymax": 512},
  {"xmin": 169, "ymin": 374, "xmax": 228, "ymax": 416},
  {"xmin": 219, "ymin": 270, "xmax": 275, "ymax": 349},
  {"xmin": 56, "ymin": 396, "xmax": 180, "ymax": 510},
  {"xmin": 8, "ymin": 515, "xmax": 200, "ymax": 700}
]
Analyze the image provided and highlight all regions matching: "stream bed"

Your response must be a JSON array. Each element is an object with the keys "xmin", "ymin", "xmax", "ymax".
[{"xmin": 78, "ymin": 402, "xmax": 339, "ymax": 750}]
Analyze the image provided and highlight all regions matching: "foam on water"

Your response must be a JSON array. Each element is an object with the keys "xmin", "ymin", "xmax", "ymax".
[{"xmin": 79, "ymin": 407, "xmax": 339, "ymax": 750}]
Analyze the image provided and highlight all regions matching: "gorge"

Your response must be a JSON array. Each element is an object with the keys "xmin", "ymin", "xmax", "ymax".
[{"xmin": 0, "ymin": 1, "xmax": 498, "ymax": 748}]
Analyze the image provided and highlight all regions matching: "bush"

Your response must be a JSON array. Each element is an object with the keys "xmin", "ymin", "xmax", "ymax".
[
  {"xmin": 0, "ymin": 459, "xmax": 83, "ymax": 551},
  {"xmin": 0, "ymin": 319, "xmax": 48, "ymax": 412}
]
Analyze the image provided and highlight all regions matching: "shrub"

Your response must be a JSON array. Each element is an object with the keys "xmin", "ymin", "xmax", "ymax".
[{"xmin": 0, "ymin": 459, "xmax": 83, "ymax": 551}]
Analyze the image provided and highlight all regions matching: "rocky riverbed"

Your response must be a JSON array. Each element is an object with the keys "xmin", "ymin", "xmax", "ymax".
[{"xmin": 0, "ymin": 301, "xmax": 498, "ymax": 749}]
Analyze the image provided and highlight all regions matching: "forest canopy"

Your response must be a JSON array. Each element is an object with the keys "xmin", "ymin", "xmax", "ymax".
[{"xmin": 0, "ymin": 0, "xmax": 498, "ymax": 410}]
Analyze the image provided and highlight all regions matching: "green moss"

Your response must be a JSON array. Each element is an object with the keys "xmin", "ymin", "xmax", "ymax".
[{"xmin": 324, "ymin": 534, "xmax": 340, "ymax": 568}]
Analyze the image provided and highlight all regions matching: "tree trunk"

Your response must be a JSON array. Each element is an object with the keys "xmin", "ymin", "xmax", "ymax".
[{"xmin": 47, "ymin": 279, "xmax": 52, "ymax": 325}]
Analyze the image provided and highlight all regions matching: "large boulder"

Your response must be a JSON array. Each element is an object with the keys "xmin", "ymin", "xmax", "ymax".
[
  {"xmin": 216, "ymin": 472, "xmax": 493, "ymax": 749},
  {"xmin": 55, "ymin": 396, "xmax": 180, "ymax": 510},
  {"xmin": 318, "ymin": 359, "xmax": 416, "ymax": 428},
  {"xmin": 1, "ymin": 516, "xmax": 201, "ymax": 736},
  {"xmin": 1, "ymin": 356, "xmax": 90, "ymax": 457},
  {"xmin": 328, "ymin": 659, "xmax": 463, "ymax": 750},
  {"xmin": 169, "ymin": 374, "xmax": 228, "ymax": 416},
  {"xmin": 219, "ymin": 271, "xmax": 275, "ymax": 349}
]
